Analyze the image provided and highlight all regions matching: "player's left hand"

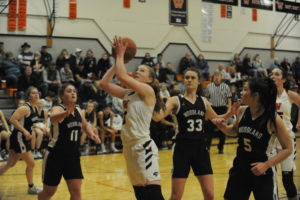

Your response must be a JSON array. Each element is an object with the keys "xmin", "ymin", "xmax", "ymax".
[
  {"xmin": 90, "ymin": 133, "xmax": 101, "ymax": 144},
  {"xmin": 250, "ymin": 162, "xmax": 269, "ymax": 176},
  {"xmin": 230, "ymin": 102, "xmax": 241, "ymax": 115}
]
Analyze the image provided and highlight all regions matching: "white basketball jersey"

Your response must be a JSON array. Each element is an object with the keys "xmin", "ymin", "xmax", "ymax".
[
  {"xmin": 276, "ymin": 90, "xmax": 294, "ymax": 138},
  {"xmin": 121, "ymin": 90, "xmax": 154, "ymax": 145}
]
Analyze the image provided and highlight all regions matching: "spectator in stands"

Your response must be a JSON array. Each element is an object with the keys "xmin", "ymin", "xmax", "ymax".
[
  {"xmin": 98, "ymin": 105, "xmax": 119, "ymax": 153},
  {"xmin": 0, "ymin": 42, "xmax": 5, "ymax": 78},
  {"xmin": 179, "ymin": 52, "xmax": 195, "ymax": 74},
  {"xmin": 40, "ymin": 45, "xmax": 52, "ymax": 68},
  {"xmin": 56, "ymin": 49, "xmax": 72, "ymax": 70},
  {"xmin": 269, "ymin": 57, "xmax": 280, "ymax": 73},
  {"xmin": 41, "ymin": 91, "xmax": 56, "ymax": 111},
  {"xmin": 292, "ymin": 57, "xmax": 300, "ymax": 90},
  {"xmin": 230, "ymin": 53, "xmax": 243, "ymax": 71},
  {"xmin": 0, "ymin": 109, "xmax": 11, "ymax": 161},
  {"xmin": 228, "ymin": 67, "xmax": 241, "ymax": 86},
  {"xmin": 17, "ymin": 66, "xmax": 39, "ymax": 99},
  {"xmin": 195, "ymin": 54, "xmax": 210, "ymax": 81},
  {"xmin": 80, "ymin": 101, "xmax": 99, "ymax": 155},
  {"xmin": 95, "ymin": 53, "xmax": 112, "ymax": 79},
  {"xmin": 153, "ymin": 63, "xmax": 164, "ymax": 82},
  {"xmin": 32, "ymin": 100, "xmax": 49, "ymax": 159},
  {"xmin": 217, "ymin": 63, "xmax": 230, "ymax": 81},
  {"xmin": 252, "ymin": 54, "xmax": 267, "ymax": 77},
  {"xmin": 111, "ymin": 95, "xmax": 123, "ymax": 117},
  {"xmin": 31, "ymin": 51, "xmax": 46, "ymax": 77},
  {"xmin": 243, "ymin": 53, "xmax": 257, "ymax": 77},
  {"xmin": 205, "ymin": 71, "xmax": 232, "ymax": 154},
  {"xmin": 74, "ymin": 62, "xmax": 87, "ymax": 88},
  {"xmin": 153, "ymin": 53, "xmax": 166, "ymax": 69},
  {"xmin": 161, "ymin": 62, "xmax": 177, "ymax": 88},
  {"xmin": 60, "ymin": 63, "xmax": 75, "ymax": 84},
  {"xmin": 77, "ymin": 79, "xmax": 97, "ymax": 107},
  {"xmin": 42, "ymin": 62, "xmax": 61, "ymax": 94},
  {"xmin": 160, "ymin": 83, "xmax": 170, "ymax": 100},
  {"xmin": 281, "ymin": 57, "xmax": 291, "ymax": 72},
  {"xmin": 141, "ymin": 52, "xmax": 155, "ymax": 67},
  {"xmin": 70, "ymin": 48, "xmax": 83, "ymax": 71},
  {"xmin": 18, "ymin": 42, "xmax": 34, "ymax": 72},
  {"xmin": 83, "ymin": 49, "xmax": 97, "ymax": 78},
  {"xmin": 2, "ymin": 52, "xmax": 21, "ymax": 88},
  {"xmin": 170, "ymin": 83, "xmax": 181, "ymax": 97}
]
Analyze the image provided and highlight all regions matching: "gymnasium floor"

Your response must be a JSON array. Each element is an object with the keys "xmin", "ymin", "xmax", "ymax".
[{"xmin": 0, "ymin": 137, "xmax": 299, "ymax": 200}]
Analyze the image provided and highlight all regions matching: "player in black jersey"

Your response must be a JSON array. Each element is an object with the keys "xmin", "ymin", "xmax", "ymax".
[
  {"xmin": 153, "ymin": 68, "xmax": 239, "ymax": 200},
  {"xmin": 213, "ymin": 77, "xmax": 292, "ymax": 200},
  {"xmin": 38, "ymin": 83, "xmax": 100, "ymax": 200},
  {"xmin": 0, "ymin": 86, "xmax": 42, "ymax": 194}
]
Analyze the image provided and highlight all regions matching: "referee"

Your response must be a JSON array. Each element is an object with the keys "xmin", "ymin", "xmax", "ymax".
[{"xmin": 205, "ymin": 71, "xmax": 232, "ymax": 154}]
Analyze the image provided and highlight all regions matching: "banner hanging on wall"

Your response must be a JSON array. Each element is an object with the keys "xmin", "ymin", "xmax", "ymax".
[
  {"xmin": 8, "ymin": 0, "xmax": 17, "ymax": 31},
  {"xmin": 276, "ymin": 0, "xmax": 300, "ymax": 14},
  {"xmin": 18, "ymin": 0, "xmax": 27, "ymax": 30},
  {"xmin": 69, "ymin": 0, "xmax": 77, "ymax": 19},
  {"xmin": 169, "ymin": 0, "xmax": 188, "ymax": 25},
  {"xmin": 202, "ymin": 0, "xmax": 238, "ymax": 6},
  {"xmin": 241, "ymin": 0, "xmax": 273, "ymax": 10},
  {"xmin": 202, "ymin": 3, "xmax": 214, "ymax": 42}
]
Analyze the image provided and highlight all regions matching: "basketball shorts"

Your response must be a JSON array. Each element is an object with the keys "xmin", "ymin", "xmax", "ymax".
[
  {"xmin": 172, "ymin": 141, "xmax": 213, "ymax": 178},
  {"xmin": 276, "ymin": 137, "xmax": 296, "ymax": 172},
  {"xmin": 123, "ymin": 139, "xmax": 161, "ymax": 185},
  {"xmin": 9, "ymin": 131, "xmax": 31, "ymax": 153},
  {"xmin": 224, "ymin": 167, "xmax": 278, "ymax": 200},
  {"xmin": 42, "ymin": 150, "xmax": 83, "ymax": 186}
]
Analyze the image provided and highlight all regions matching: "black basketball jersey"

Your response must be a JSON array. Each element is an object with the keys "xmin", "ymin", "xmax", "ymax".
[
  {"xmin": 36, "ymin": 109, "xmax": 45, "ymax": 124},
  {"xmin": 103, "ymin": 112, "xmax": 111, "ymax": 127},
  {"xmin": 48, "ymin": 104, "xmax": 82, "ymax": 155},
  {"xmin": 85, "ymin": 111, "xmax": 95, "ymax": 124},
  {"xmin": 233, "ymin": 107, "xmax": 274, "ymax": 170},
  {"xmin": 175, "ymin": 95, "xmax": 206, "ymax": 141},
  {"xmin": 13, "ymin": 102, "xmax": 39, "ymax": 134}
]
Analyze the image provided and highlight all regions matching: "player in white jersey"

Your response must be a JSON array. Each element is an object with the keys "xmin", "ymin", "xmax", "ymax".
[
  {"xmin": 271, "ymin": 67, "xmax": 300, "ymax": 200},
  {"xmin": 98, "ymin": 36, "xmax": 165, "ymax": 200}
]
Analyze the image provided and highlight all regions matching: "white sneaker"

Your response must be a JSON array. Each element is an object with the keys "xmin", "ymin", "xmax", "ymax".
[
  {"xmin": 28, "ymin": 185, "xmax": 42, "ymax": 194},
  {"xmin": 32, "ymin": 152, "xmax": 38, "ymax": 159},
  {"xmin": 36, "ymin": 151, "xmax": 43, "ymax": 159},
  {"xmin": 0, "ymin": 154, "xmax": 3, "ymax": 161},
  {"xmin": 111, "ymin": 146, "xmax": 119, "ymax": 153}
]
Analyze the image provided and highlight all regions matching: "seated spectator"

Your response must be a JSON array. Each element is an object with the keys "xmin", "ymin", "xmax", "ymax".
[
  {"xmin": 42, "ymin": 62, "xmax": 61, "ymax": 94},
  {"xmin": 217, "ymin": 63, "xmax": 230, "ymax": 81},
  {"xmin": 41, "ymin": 91, "xmax": 56, "ymax": 111},
  {"xmin": 195, "ymin": 54, "xmax": 210, "ymax": 80},
  {"xmin": 60, "ymin": 63, "xmax": 75, "ymax": 84},
  {"xmin": 252, "ymin": 54, "xmax": 267, "ymax": 77},
  {"xmin": 56, "ymin": 49, "xmax": 72, "ymax": 70},
  {"xmin": 69, "ymin": 48, "xmax": 83, "ymax": 71},
  {"xmin": 230, "ymin": 53, "xmax": 243, "ymax": 71},
  {"xmin": 98, "ymin": 105, "xmax": 119, "ymax": 153},
  {"xmin": 77, "ymin": 79, "xmax": 97, "ymax": 107},
  {"xmin": 80, "ymin": 101, "xmax": 99, "ymax": 155},
  {"xmin": 32, "ymin": 100, "xmax": 49, "ymax": 159},
  {"xmin": 161, "ymin": 62, "xmax": 177, "ymax": 88},
  {"xmin": 0, "ymin": 109, "xmax": 11, "ymax": 161},
  {"xmin": 178, "ymin": 52, "xmax": 195, "ymax": 74},
  {"xmin": 170, "ymin": 83, "xmax": 181, "ymax": 96},
  {"xmin": 95, "ymin": 53, "xmax": 112, "ymax": 79},
  {"xmin": 268, "ymin": 57, "xmax": 280, "ymax": 73},
  {"xmin": 74, "ymin": 62, "xmax": 87, "ymax": 88},
  {"xmin": 40, "ymin": 45, "xmax": 52, "ymax": 68},
  {"xmin": 242, "ymin": 53, "xmax": 257, "ymax": 77},
  {"xmin": 160, "ymin": 83, "xmax": 170, "ymax": 100},
  {"xmin": 141, "ymin": 52, "xmax": 155, "ymax": 67},
  {"xmin": 31, "ymin": 51, "xmax": 46, "ymax": 78},
  {"xmin": 281, "ymin": 57, "xmax": 291, "ymax": 72},
  {"xmin": 2, "ymin": 52, "xmax": 21, "ymax": 87},
  {"xmin": 18, "ymin": 42, "xmax": 34, "ymax": 72},
  {"xmin": 154, "ymin": 63, "xmax": 164, "ymax": 82},
  {"xmin": 228, "ymin": 67, "xmax": 241, "ymax": 86},
  {"xmin": 153, "ymin": 53, "xmax": 166, "ymax": 69},
  {"xmin": 83, "ymin": 49, "xmax": 97, "ymax": 78},
  {"xmin": 0, "ymin": 42, "xmax": 5, "ymax": 78},
  {"xmin": 17, "ymin": 66, "xmax": 39, "ymax": 99}
]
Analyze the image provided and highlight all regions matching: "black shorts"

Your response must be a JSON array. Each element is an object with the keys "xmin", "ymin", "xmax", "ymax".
[
  {"xmin": 172, "ymin": 141, "xmax": 213, "ymax": 178},
  {"xmin": 9, "ymin": 131, "xmax": 31, "ymax": 153},
  {"xmin": 42, "ymin": 150, "xmax": 83, "ymax": 186},
  {"xmin": 224, "ymin": 167, "xmax": 278, "ymax": 200}
]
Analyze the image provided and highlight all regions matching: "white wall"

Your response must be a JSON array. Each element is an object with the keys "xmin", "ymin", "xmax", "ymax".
[{"xmin": 0, "ymin": 0, "xmax": 299, "ymax": 70}]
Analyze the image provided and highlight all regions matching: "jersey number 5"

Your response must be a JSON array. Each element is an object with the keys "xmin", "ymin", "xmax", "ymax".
[
  {"xmin": 187, "ymin": 119, "xmax": 202, "ymax": 132},
  {"xmin": 70, "ymin": 130, "xmax": 79, "ymax": 142},
  {"xmin": 243, "ymin": 138, "xmax": 252, "ymax": 152}
]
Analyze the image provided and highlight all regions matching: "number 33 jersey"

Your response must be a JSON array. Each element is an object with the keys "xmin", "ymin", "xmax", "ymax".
[
  {"xmin": 48, "ymin": 104, "xmax": 82, "ymax": 155},
  {"xmin": 174, "ymin": 95, "xmax": 206, "ymax": 141}
]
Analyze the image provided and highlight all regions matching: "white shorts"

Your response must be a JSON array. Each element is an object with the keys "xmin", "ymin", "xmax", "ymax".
[
  {"xmin": 276, "ymin": 138, "xmax": 296, "ymax": 172},
  {"xmin": 123, "ymin": 139, "xmax": 161, "ymax": 185}
]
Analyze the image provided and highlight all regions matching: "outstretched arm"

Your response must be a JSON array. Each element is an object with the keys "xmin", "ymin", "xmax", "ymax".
[{"xmin": 153, "ymin": 96, "xmax": 178, "ymax": 121}]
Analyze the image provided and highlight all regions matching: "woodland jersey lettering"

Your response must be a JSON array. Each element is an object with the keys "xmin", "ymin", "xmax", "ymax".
[
  {"xmin": 238, "ymin": 126, "xmax": 263, "ymax": 139},
  {"xmin": 67, "ymin": 121, "xmax": 82, "ymax": 128},
  {"xmin": 183, "ymin": 109, "xmax": 205, "ymax": 117}
]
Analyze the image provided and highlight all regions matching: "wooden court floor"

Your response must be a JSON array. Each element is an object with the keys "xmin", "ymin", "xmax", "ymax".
[{"xmin": 0, "ymin": 138, "xmax": 299, "ymax": 200}]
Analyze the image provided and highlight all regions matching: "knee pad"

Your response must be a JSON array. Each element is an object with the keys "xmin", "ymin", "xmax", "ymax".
[
  {"xmin": 282, "ymin": 171, "xmax": 297, "ymax": 198},
  {"xmin": 146, "ymin": 185, "xmax": 164, "ymax": 200}
]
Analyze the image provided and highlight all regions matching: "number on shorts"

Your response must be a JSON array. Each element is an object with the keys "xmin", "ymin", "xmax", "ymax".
[
  {"xmin": 187, "ymin": 119, "xmax": 202, "ymax": 132},
  {"xmin": 70, "ymin": 130, "xmax": 79, "ymax": 141},
  {"xmin": 243, "ymin": 138, "xmax": 252, "ymax": 152}
]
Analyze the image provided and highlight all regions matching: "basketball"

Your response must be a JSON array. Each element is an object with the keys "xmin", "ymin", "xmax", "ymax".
[{"xmin": 112, "ymin": 37, "xmax": 136, "ymax": 63}]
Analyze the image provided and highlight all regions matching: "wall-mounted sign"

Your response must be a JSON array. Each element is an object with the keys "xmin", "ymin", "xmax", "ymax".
[
  {"xmin": 170, "ymin": 0, "xmax": 188, "ymax": 25},
  {"xmin": 241, "ymin": 0, "xmax": 273, "ymax": 11},
  {"xmin": 276, "ymin": 0, "xmax": 300, "ymax": 14},
  {"xmin": 203, "ymin": 0, "xmax": 238, "ymax": 6}
]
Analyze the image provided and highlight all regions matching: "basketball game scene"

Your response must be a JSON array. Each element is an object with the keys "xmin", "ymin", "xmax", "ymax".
[{"xmin": 0, "ymin": 0, "xmax": 300, "ymax": 199}]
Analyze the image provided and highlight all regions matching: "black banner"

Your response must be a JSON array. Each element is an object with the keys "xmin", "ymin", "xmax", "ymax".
[
  {"xmin": 241, "ymin": 0, "xmax": 273, "ymax": 10},
  {"xmin": 276, "ymin": 0, "xmax": 300, "ymax": 14},
  {"xmin": 202, "ymin": 0, "xmax": 238, "ymax": 6},
  {"xmin": 170, "ymin": 0, "xmax": 188, "ymax": 25}
]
